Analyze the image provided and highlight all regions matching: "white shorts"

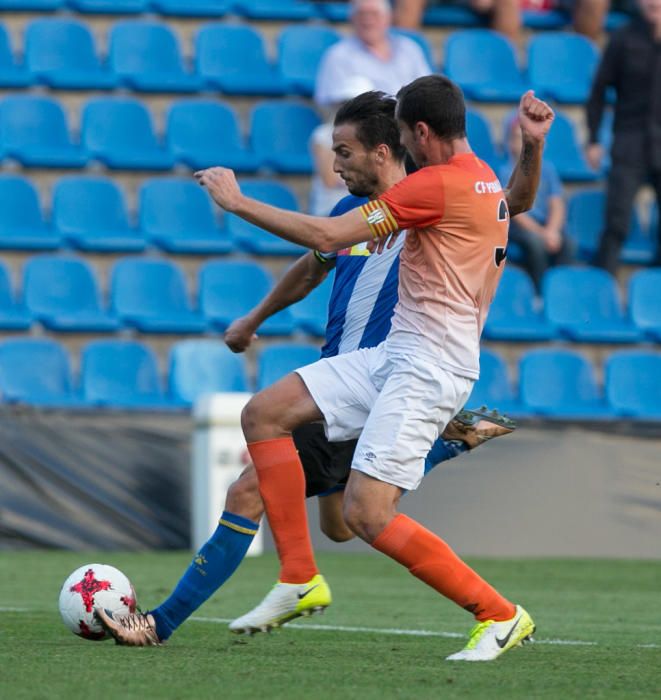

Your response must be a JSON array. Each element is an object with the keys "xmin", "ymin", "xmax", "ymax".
[{"xmin": 295, "ymin": 343, "xmax": 473, "ymax": 491}]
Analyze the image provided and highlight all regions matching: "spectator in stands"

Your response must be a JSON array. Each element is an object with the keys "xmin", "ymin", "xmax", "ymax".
[
  {"xmin": 499, "ymin": 114, "xmax": 572, "ymax": 292},
  {"xmin": 314, "ymin": 0, "xmax": 430, "ymax": 107},
  {"xmin": 393, "ymin": 0, "xmax": 608, "ymax": 43},
  {"xmin": 586, "ymin": 0, "xmax": 661, "ymax": 274},
  {"xmin": 310, "ymin": 76, "xmax": 375, "ymax": 215}
]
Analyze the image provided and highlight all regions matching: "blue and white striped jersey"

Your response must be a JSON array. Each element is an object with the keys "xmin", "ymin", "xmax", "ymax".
[{"xmin": 319, "ymin": 195, "xmax": 404, "ymax": 359}]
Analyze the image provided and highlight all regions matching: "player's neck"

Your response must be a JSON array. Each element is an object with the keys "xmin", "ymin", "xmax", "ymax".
[
  {"xmin": 426, "ymin": 138, "xmax": 472, "ymax": 166},
  {"xmin": 370, "ymin": 165, "xmax": 407, "ymax": 199}
]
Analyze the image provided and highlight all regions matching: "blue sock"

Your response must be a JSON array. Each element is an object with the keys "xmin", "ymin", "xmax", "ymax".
[
  {"xmin": 150, "ymin": 511, "xmax": 259, "ymax": 641},
  {"xmin": 424, "ymin": 439, "xmax": 468, "ymax": 476}
]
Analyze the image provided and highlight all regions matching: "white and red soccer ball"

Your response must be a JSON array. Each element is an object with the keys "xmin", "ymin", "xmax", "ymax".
[{"xmin": 58, "ymin": 564, "xmax": 137, "ymax": 641}]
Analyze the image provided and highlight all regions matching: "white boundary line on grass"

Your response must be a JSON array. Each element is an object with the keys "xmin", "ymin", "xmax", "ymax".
[
  {"xmin": 1, "ymin": 608, "xmax": 657, "ymax": 649},
  {"xmin": 192, "ymin": 616, "xmax": 607, "ymax": 647}
]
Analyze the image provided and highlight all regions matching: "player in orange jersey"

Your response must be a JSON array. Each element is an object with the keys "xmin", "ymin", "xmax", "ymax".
[{"xmin": 195, "ymin": 79, "xmax": 554, "ymax": 661}]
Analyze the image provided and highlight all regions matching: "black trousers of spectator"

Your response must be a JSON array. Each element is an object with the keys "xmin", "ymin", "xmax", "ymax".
[
  {"xmin": 596, "ymin": 163, "xmax": 661, "ymax": 275},
  {"xmin": 509, "ymin": 223, "xmax": 574, "ymax": 293}
]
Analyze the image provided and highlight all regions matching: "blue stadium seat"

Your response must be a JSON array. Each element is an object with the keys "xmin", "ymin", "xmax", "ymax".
[
  {"xmin": 522, "ymin": 9, "xmax": 568, "ymax": 29},
  {"xmin": 464, "ymin": 348, "xmax": 525, "ymax": 416},
  {"xmin": 483, "ymin": 266, "xmax": 557, "ymax": 341},
  {"xmin": 528, "ymin": 33, "xmax": 598, "ymax": 103},
  {"xmin": 277, "ymin": 26, "xmax": 340, "ymax": 96},
  {"xmin": 169, "ymin": 340, "xmax": 248, "ymax": 405},
  {"xmin": 0, "ymin": 0, "xmax": 63, "ymax": 8},
  {"xmin": 167, "ymin": 100, "xmax": 260, "ymax": 172},
  {"xmin": 543, "ymin": 266, "xmax": 644, "ymax": 343},
  {"xmin": 110, "ymin": 21, "xmax": 202, "ymax": 93},
  {"xmin": 199, "ymin": 260, "xmax": 294, "ymax": 335},
  {"xmin": 565, "ymin": 190, "xmax": 650, "ymax": 263},
  {"xmin": 24, "ymin": 255, "xmax": 120, "ymax": 332},
  {"xmin": 0, "ymin": 24, "xmax": 33, "ymax": 87},
  {"xmin": 423, "ymin": 5, "xmax": 481, "ymax": 25},
  {"xmin": 251, "ymin": 101, "xmax": 320, "ymax": 173},
  {"xmin": 605, "ymin": 351, "xmax": 661, "ymax": 420},
  {"xmin": 391, "ymin": 28, "xmax": 434, "ymax": 69},
  {"xmin": 195, "ymin": 24, "xmax": 288, "ymax": 96},
  {"xmin": 25, "ymin": 19, "xmax": 116, "ymax": 90},
  {"xmin": 139, "ymin": 178, "xmax": 233, "ymax": 254},
  {"xmin": 444, "ymin": 30, "xmax": 527, "ymax": 102},
  {"xmin": 628, "ymin": 269, "xmax": 661, "ymax": 341},
  {"xmin": 151, "ymin": 0, "xmax": 231, "ymax": 16},
  {"xmin": 234, "ymin": 0, "xmax": 317, "ymax": 21},
  {"xmin": 543, "ymin": 110, "xmax": 598, "ymax": 181},
  {"xmin": 82, "ymin": 98, "xmax": 175, "ymax": 170},
  {"xmin": 289, "ymin": 271, "xmax": 334, "ymax": 337},
  {"xmin": 0, "ymin": 176, "xmax": 61, "ymax": 250},
  {"xmin": 257, "ymin": 343, "xmax": 320, "ymax": 390},
  {"xmin": 0, "ymin": 95, "xmax": 88, "ymax": 168},
  {"xmin": 81, "ymin": 340, "xmax": 173, "ymax": 409},
  {"xmin": 225, "ymin": 181, "xmax": 306, "ymax": 255},
  {"xmin": 53, "ymin": 177, "xmax": 146, "ymax": 252},
  {"xmin": 0, "ymin": 338, "xmax": 82, "ymax": 407},
  {"xmin": 66, "ymin": 0, "xmax": 147, "ymax": 13},
  {"xmin": 519, "ymin": 348, "xmax": 614, "ymax": 419},
  {"xmin": 0, "ymin": 261, "xmax": 32, "ymax": 330},
  {"xmin": 111, "ymin": 258, "xmax": 207, "ymax": 333},
  {"xmin": 466, "ymin": 109, "xmax": 502, "ymax": 170}
]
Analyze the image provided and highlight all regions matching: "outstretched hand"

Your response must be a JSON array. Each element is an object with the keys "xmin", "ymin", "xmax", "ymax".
[
  {"xmin": 517, "ymin": 90, "xmax": 555, "ymax": 142},
  {"xmin": 195, "ymin": 167, "xmax": 242, "ymax": 212}
]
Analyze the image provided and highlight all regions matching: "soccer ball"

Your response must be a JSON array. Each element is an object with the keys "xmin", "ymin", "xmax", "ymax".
[{"xmin": 58, "ymin": 563, "xmax": 137, "ymax": 641}]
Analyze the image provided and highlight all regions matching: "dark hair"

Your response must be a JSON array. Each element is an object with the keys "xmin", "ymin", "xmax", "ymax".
[
  {"xmin": 396, "ymin": 75, "xmax": 466, "ymax": 140},
  {"xmin": 334, "ymin": 91, "xmax": 407, "ymax": 163}
]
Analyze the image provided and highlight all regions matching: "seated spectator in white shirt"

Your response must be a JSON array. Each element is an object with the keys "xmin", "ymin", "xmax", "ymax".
[
  {"xmin": 314, "ymin": 0, "xmax": 431, "ymax": 107},
  {"xmin": 309, "ymin": 76, "xmax": 375, "ymax": 216}
]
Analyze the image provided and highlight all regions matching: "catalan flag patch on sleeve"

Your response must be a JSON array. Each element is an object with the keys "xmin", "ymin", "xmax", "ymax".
[{"xmin": 359, "ymin": 200, "xmax": 399, "ymax": 239}]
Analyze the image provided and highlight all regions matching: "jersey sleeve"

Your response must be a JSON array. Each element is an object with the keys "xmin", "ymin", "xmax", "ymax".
[{"xmin": 359, "ymin": 167, "xmax": 445, "ymax": 238}]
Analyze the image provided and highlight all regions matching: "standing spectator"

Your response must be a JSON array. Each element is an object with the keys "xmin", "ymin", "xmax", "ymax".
[
  {"xmin": 586, "ymin": 0, "xmax": 661, "ymax": 274},
  {"xmin": 499, "ymin": 115, "xmax": 572, "ymax": 292},
  {"xmin": 309, "ymin": 76, "xmax": 375, "ymax": 215},
  {"xmin": 315, "ymin": 0, "xmax": 430, "ymax": 107}
]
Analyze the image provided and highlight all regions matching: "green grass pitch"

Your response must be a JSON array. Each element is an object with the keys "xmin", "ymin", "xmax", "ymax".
[{"xmin": 0, "ymin": 551, "xmax": 659, "ymax": 699}]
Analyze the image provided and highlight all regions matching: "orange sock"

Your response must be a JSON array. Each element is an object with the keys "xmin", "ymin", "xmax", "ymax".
[
  {"xmin": 247, "ymin": 437, "xmax": 318, "ymax": 584},
  {"xmin": 372, "ymin": 514, "xmax": 515, "ymax": 622}
]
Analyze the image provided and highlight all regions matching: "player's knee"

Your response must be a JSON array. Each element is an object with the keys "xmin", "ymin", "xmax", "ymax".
[
  {"xmin": 320, "ymin": 519, "xmax": 355, "ymax": 543},
  {"xmin": 225, "ymin": 469, "xmax": 264, "ymax": 522},
  {"xmin": 343, "ymin": 495, "xmax": 393, "ymax": 543},
  {"xmin": 240, "ymin": 396, "xmax": 265, "ymax": 439}
]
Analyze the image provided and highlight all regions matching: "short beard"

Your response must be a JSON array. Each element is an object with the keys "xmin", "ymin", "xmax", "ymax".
[{"xmin": 347, "ymin": 173, "xmax": 379, "ymax": 198}]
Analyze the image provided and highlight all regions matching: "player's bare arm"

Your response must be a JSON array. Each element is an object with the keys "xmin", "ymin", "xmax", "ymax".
[
  {"xmin": 195, "ymin": 168, "xmax": 375, "ymax": 253},
  {"xmin": 505, "ymin": 91, "xmax": 555, "ymax": 217},
  {"xmin": 225, "ymin": 252, "xmax": 333, "ymax": 352}
]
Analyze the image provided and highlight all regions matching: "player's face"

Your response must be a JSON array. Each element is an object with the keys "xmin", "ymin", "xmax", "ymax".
[
  {"xmin": 397, "ymin": 119, "xmax": 425, "ymax": 168},
  {"xmin": 332, "ymin": 123, "xmax": 380, "ymax": 198}
]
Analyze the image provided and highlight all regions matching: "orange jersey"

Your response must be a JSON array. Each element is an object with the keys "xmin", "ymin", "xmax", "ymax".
[{"xmin": 359, "ymin": 153, "xmax": 509, "ymax": 378}]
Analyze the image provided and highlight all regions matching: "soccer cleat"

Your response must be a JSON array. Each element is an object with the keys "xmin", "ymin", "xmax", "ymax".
[
  {"xmin": 441, "ymin": 405, "xmax": 516, "ymax": 450},
  {"xmin": 446, "ymin": 604, "xmax": 535, "ymax": 661},
  {"xmin": 229, "ymin": 573, "xmax": 331, "ymax": 635},
  {"xmin": 94, "ymin": 607, "xmax": 161, "ymax": 646}
]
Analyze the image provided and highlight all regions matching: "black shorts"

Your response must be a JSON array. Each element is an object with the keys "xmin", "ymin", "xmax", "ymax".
[{"xmin": 292, "ymin": 423, "xmax": 357, "ymax": 498}]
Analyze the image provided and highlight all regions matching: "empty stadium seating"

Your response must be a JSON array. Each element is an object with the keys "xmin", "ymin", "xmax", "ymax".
[
  {"xmin": 81, "ymin": 98, "xmax": 175, "ymax": 170},
  {"xmin": 139, "ymin": 178, "xmax": 233, "ymax": 254},
  {"xmin": 256, "ymin": 342, "xmax": 320, "ymax": 390},
  {"xmin": 23, "ymin": 255, "xmax": 120, "ymax": 332},
  {"xmin": 277, "ymin": 25, "xmax": 340, "ymax": 96},
  {"xmin": 25, "ymin": 19, "xmax": 117, "ymax": 90},
  {"xmin": 0, "ymin": 262, "xmax": 32, "ymax": 330},
  {"xmin": 444, "ymin": 30, "xmax": 527, "ymax": 102},
  {"xmin": 519, "ymin": 348, "xmax": 614, "ymax": 419},
  {"xmin": 168, "ymin": 339, "xmax": 248, "ymax": 405},
  {"xmin": 53, "ymin": 176, "xmax": 146, "ymax": 252},
  {"xmin": 0, "ymin": 176, "xmax": 61, "ymax": 249},
  {"xmin": 543, "ymin": 266, "xmax": 644, "ymax": 343},
  {"xmin": 465, "ymin": 348, "xmax": 525, "ymax": 417},
  {"xmin": 605, "ymin": 351, "xmax": 661, "ymax": 420},
  {"xmin": 198, "ymin": 259, "xmax": 294, "ymax": 334},
  {"xmin": 81, "ymin": 339, "xmax": 173, "ymax": 409},
  {"xmin": 628, "ymin": 269, "xmax": 661, "ymax": 341},
  {"xmin": 0, "ymin": 25, "xmax": 34, "ymax": 87},
  {"xmin": 111, "ymin": 258, "xmax": 207, "ymax": 333},
  {"xmin": 483, "ymin": 266, "xmax": 557, "ymax": 342},
  {"xmin": 289, "ymin": 271, "xmax": 334, "ymax": 337}
]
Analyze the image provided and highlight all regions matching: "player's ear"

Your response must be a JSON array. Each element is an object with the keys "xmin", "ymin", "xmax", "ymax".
[{"xmin": 374, "ymin": 143, "xmax": 389, "ymax": 163}]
